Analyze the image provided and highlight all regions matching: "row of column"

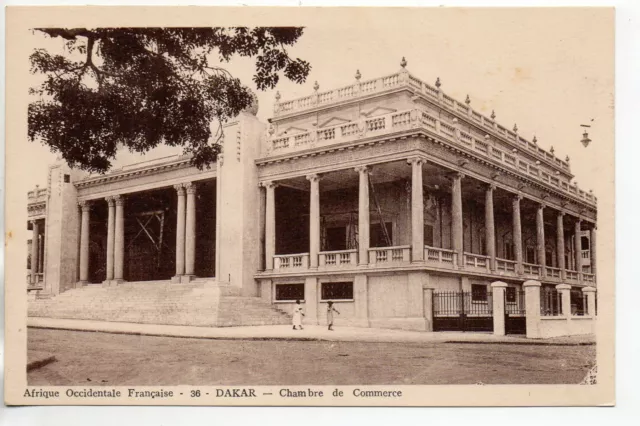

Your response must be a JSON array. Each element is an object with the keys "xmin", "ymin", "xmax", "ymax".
[
  {"xmin": 77, "ymin": 182, "xmax": 198, "ymax": 285},
  {"xmin": 261, "ymin": 157, "xmax": 596, "ymax": 280},
  {"xmin": 30, "ymin": 219, "xmax": 45, "ymax": 284}
]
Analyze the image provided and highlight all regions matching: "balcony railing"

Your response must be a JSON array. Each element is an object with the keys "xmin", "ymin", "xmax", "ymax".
[
  {"xmin": 583, "ymin": 273, "xmax": 596, "ymax": 284},
  {"xmin": 266, "ymin": 106, "xmax": 596, "ymax": 207},
  {"xmin": 272, "ymin": 70, "xmax": 577, "ymax": 177},
  {"xmin": 368, "ymin": 246, "xmax": 411, "ymax": 265},
  {"xmin": 424, "ymin": 246, "xmax": 457, "ymax": 268},
  {"xmin": 523, "ymin": 262, "xmax": 541, "ymax": 276},
  {"xmin": 546, "ymin": 266, "xmax": 562, "ymax": 279},
  {"xmin": 463, "ymin": 253, "xmax": 490, "ymax": 271},
  {"xmin": 495, "ymin": 258, "xmax": 517, "ymax": 273},
  {"xmin": 319, "ymin": 250, "xmax": 357, "ymax": 268},
  {"xmin": 274, "ymin": 253, "xmax": 310, "ymax": 271},
  {"xmin": 566, "ymin": 270, "xmax": 580, "ymax": 281},
  {"xmin": 581, "ymin": 250, "xmax": 591, "ymax": 259}
]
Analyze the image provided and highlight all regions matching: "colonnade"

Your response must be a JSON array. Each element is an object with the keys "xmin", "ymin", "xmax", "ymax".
[
  {"xmin": 261, "ymin": 156, "xmax": 596, "ymax": 284},
  {"xmin": 77, "ymin": 182, "xmax": 199, "ymax": 285}
]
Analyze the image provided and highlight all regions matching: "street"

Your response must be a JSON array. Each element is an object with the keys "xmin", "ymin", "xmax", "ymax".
[{"xmin": 28, "ymin": 328, "xmax": 595, "ymax": 385}]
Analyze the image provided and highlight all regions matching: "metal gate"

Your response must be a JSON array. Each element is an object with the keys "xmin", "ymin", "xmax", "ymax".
[
  {"xmin": 504, "ymin": 289, "xmax": 526, "ymax": 335},
  {"xmin": 433, "ymin": 291, "xmax": 494, "ymax": 332}
]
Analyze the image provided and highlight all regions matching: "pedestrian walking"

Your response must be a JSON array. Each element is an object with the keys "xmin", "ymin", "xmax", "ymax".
[
  {"xmin": 292, "ymin": 300, "xmax": 305, "ymax": 330},
  {"xmin": 326, "ymin": 301, "xmax": 340, "ymax": 330}
]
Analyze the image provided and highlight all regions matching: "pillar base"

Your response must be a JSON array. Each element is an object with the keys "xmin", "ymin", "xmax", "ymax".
[
  {"xmin": 180, "ymin": 274, "xmax": 196, "ymax": 284},
  {"xmin": 102, "ymin": 279, "xmax": 126, "ymax": 287},
  {"xmin": 75, "ymin": 280, "xmax": 88, "ymax": 289},
  {"xmin": 171, "ymin": 275, "xmax": 183, "ymax": 284}
]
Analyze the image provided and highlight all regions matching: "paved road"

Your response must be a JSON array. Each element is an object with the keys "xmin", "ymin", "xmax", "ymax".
[{"xmin": 28, "ymin": 328, "xmax": 595, "ymax": 385}]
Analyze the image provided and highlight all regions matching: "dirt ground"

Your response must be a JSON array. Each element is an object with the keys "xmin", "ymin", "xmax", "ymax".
[{"xmin": 27, "ymin": 328, "xmax": 595, "ymax": 385}]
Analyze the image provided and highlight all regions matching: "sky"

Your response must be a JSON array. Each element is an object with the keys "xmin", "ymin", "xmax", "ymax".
[{"xmin": 23, "ymin": 8, "xmax": 614, "ymax": 197}]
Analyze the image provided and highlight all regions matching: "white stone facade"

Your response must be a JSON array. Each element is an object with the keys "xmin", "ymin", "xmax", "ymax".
[{"xmin": 27, "ymin": 64, "xmax": 597, "ymax": 333}]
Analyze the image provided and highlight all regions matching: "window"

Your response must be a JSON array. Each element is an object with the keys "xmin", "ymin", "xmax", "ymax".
[
  {"xmin": 504, "ymin": 242, "xmax": 514, "ymax": 260},
  {"xmin": 581, "ymin": 236, "xmax": 590, "ymax": 251},
  {"xmin": 370, "ymin": 222, "xmax": 393, "ymax": 248},
  {"xmin": 325, "ymin": 226, "xmax": 347, "ymax": 251},
  {"xmin": 505, "ymin": 287, "xmax": 516, "ymax": 303},
  {"xmin": 525, "ymin": 246, "xmax": 536, "ymax": 264},
  {"xmin": 321, "ymin": 281, "xmax": 353, "ymax": 301},
  {"xmin": 275, "ymin": 283, "xmax": 304, "ymax": 301},
  {"xmin": 423, "ymin": 224, "xmax": 434, "ymax": 246},
  {"xmin": 63, "ymin": 174, "xmax": 71, "ymax": 183},
  {"xmin": 471, "ymin": 284, "xmax": 488, "ymax": 302}
]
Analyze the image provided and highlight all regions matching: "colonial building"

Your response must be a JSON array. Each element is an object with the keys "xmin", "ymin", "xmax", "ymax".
[{"xmin": 27, "ymin": 59, "xmax": 598, "ymax": 334}]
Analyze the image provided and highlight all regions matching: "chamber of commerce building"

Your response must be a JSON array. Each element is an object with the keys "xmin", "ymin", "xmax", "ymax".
[{"xmin": 27, "ymin": 60, "xmax": 598, "ymax": 337}]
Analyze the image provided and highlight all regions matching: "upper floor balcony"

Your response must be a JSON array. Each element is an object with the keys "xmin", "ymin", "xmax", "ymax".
[
  {"xmin": 270, "ymin": 65, "xmax": 574, "ymax": 174},
  {"xmin": 265, "ymin": 106, "xmax": 597, "ymax": 207}
]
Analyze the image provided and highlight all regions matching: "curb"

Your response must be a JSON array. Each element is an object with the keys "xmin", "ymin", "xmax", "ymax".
[{"xmin": 444, "ymin": 340, "xmax": 595, "ymax": 346}]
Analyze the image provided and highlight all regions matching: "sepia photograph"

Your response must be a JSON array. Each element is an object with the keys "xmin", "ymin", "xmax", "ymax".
[{"xmin": 4, "ymin": 6, "xmax": 615, "ymax": 406}]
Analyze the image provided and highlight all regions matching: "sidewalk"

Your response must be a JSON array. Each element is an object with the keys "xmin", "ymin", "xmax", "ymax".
[{"xmin": 27, "ymin": 317, "xmax": 595, "ymax": 345}]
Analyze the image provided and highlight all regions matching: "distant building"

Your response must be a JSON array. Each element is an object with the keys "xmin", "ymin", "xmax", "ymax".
[{"xmin": 27, "ymin": 60, "xmax": 597, "ymax": 331}]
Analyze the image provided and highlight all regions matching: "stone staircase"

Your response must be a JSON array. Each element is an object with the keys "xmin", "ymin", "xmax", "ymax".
[{"xmin": 28, "ymin": 280, "xmax": 291, "ymax": 327}]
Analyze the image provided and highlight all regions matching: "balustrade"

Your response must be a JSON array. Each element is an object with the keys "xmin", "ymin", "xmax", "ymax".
[
  {"xmin": 319, "ymin": 250, "xmax": 357, "ymax": 268},
  {"xmin": 424, "ymin": 246, "xmax": 457, "ymax": 268},
  {"xmin": 273, "ymin": 253, "xmax": 310, "ymax": 271},
  {"xmin": 463, "ymin": 253, "xmax": 490, "ymax": 270},
  {"xmin": 368, "ymin": 246, "xmax": 411, "ymax": 265},
  {"xmin": 546, "ymin": 266, "xmax": 562, "ymax": 279},
  {"xmin": 523, "ymin": 262, "xmax": 541, "ymax": 276},
  {"xmin": 583, "ymin": 273, "xmax": 596, "ymax": 284},
  {"xmin": 495, "ymin": 258, "xmax": 517, "ymax": 273},
  {"xmin": 565, "ymin": 270, "xmax": 580, "ymax": 281}
]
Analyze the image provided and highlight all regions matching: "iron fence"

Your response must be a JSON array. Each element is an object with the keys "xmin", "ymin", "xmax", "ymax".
[{"xmin": 540, "ymin": 288, "xmax": 562, "ymax": 316}]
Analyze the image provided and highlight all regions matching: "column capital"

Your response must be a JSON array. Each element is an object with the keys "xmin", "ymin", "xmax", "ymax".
[
  {"xmin": 537, "ymin": 203, "xmax": 546, "ymax": 211},
  {"xmin": 174, "ymin": 183, "xmax": 186, "ymax": 195},
  {"xmin": 490, "ymin": 281, "xmax": 509, "ymax": 288},
  {"xmin": 582, "ymin": 286, "xmax": 597, "ymax": 293},
  {"xmin": 105, "ymin": 196, "xmax": 116, "ymax": 206},
  {"xmin": 354, "ymin": 165, "xmax": 371, "ymax": 175},
  {"xmin": 260, "ymin": 180, "xmax": 279, "ymax": 190},
  {"xmin": 555, "ymin": 284, "xmax": 571, "ymax": 291},
  {"xmin": 486, "ymin": 183, "xmax": 497, "ymax": 192},
  {"xmin": 523, "ymin": 280, "xmax": 541, "ymax": 288},
  {"xmin": 448, "ymin": 171, "xmax": 465, "ymax": 180},
  {"xmin": 184, "ymin": 182, "xmax": 197, "ymax": 195},
  {"xmin": 407, "ymin": 157, "xmax": 425, "ymax": 167},
  {"xmin": 306, "ymin": 174, "xmax": 322, "ymax": 183},
  {"xmin": 78, "ymin": 200, "xmax": 92, "ymax": 212},
  {"xmin": 512, "ymin": 193, "xmax": 523, "ymax": 202},
  {"xmin": 113, "ymin": 194, "xmax": 125, "ymax": 206},
  {"xmin": 557, "ymin": 210, "xmax": 566, "ymax": 217}
]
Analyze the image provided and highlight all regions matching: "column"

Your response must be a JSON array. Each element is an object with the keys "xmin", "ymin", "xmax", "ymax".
[
  {"xmin": 38, "ymin": 233, "xmax": 44, "ymax": 274},
  {"xmin": 409, "ymin": 158, "xmax": 425, "ymax": 262},
  {"xmin": 263, "ymin": 181, "xmax": 277, "ymax": 270},
  {"xmin": 105, "ymin": 196, "xmax": 115, "ymax": 281},
  {"xmin": 590, "ymin": 225, "xmax": 597, "ymax": 277},
  {"xmin": 536, "ymin": 204, "xmax": 546, "ymax": 277},
  {"xmin": 512, "ymin": 195, "xmax": 523, "ymax": 274},
  {"xmin": 307, "ymin": 174, "xmax": 321, "ymax": 269},
  {"xmin": 523, "ymin": 280, "xmax": 542, "ymax": 338},
  {"xmin": 485, "ymin": 184, "xmax": 496, "ymax": 271},
  {"xmin": 423, "ymin": 287, "xmax": 434, "ymax": 332},
  {"xmin": 451, "ymin": 172, "xmax": 464, "ymax": 267},
  {"xmin": 556, "ymin": 211, "xmax": 566, "ymax": 279},
  {"xmin": 185, "ymin": 183, "xmax": 197, "ymax": 277},
  {"xmin": 355, "ymin": 166, "xmax": 370, "ymax": 265},
  {"xmin": 582, "ymin": 286, "xmax": 596, "ymax": 317},
  {"xmin": 174, "ymin": 184, "xmax": 186, "ymax": 278},
  {"xmin": 574, "ymin": 219, "xmax": 583, "ymax": 279},
  {"xmin": 78, "ymin": 201, "xmax": 91, "ymax": 283},
  {"xmin": 30, "ymin": 220, "xmax": 40, "ymax": 284},
  {"xmin": 113, "ymin": 195, "xmax": 125, "ymax": 282},
  {"xmin": 490, "ymin": 281, "xmax": 508, "ymax": 336}
]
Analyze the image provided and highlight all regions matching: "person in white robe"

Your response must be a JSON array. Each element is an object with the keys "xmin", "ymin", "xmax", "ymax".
[{"xmin": 292, "ymin": 300, "xmax": 305, "ymax": 330}]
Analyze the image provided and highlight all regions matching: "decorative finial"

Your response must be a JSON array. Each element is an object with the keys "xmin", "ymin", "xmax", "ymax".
[
  {"xmin": 400, "ymin": 57, "xmax": 407, "ymax": 68},
  {"xmin": 275, "ymin": 91, "xmax": 281, "ymax": 102},
  {"xmin": 532, "ymin": 135, "xmax": 537, "ymax": 144},
  {"xmin": 565, "ymin": 155, "xmax": 570, "ymax": 162},
  {"xmin": 355, "ymin": 69, "xmax": 361, "ymax": 81},
  {"xmin": 513, "ymin": 124, "xmax": 518, "ymax": 133},
  {"xmin": 465, "ymin": 95, "xmax": 471, "ymax": 105},
  {"xmin": 435, "ymin": 77, "xmax": 441, "ymax": 89},
  {"xmin": 490, "ymin": 110, "xmax": 496, "ymax": 120},
  {"xmin": 550, "ymin": 145, "xmax": 554, "ymax": 154},
  {"xmin": 313, "ymin": 81, "xmax": 319, "ymax": 92}
]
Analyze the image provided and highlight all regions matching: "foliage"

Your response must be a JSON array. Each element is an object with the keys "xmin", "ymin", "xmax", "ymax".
[{"xmin": 28, "ymin": 27, "xmax": 310, "ymax": 172}]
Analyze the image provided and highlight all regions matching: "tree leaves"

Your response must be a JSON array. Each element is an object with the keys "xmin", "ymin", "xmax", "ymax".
[{"xmin": 28, "ymin": 27, "xmax": 311, "ymax": 173}]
